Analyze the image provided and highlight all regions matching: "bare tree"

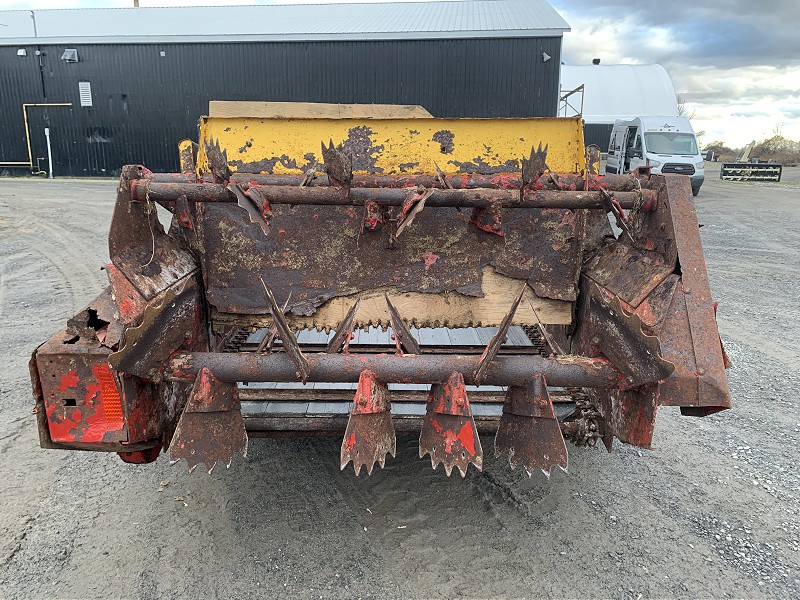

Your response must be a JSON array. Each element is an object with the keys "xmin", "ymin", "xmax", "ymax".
[{"xmin": 676, "ymin": 95, "xmax": 697, "ymax": 120}]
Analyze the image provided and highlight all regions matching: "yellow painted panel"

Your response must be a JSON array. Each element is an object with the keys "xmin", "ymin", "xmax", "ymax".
[{"xmin": 197, "ymin": 116, "xmax": 585, "ymax": 177}]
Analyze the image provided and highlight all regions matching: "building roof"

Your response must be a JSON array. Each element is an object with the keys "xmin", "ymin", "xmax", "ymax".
[
  {"xmin": 0, "ymin": 1, "xmax": 570, "ymax": 46},
  {"xmin": 560, "ymin": 64, "xmax": 678, "ymax": 125}
]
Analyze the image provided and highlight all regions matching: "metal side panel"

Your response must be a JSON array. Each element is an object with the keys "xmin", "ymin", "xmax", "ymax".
[{"xmin": 197, "ymin": 116, "xmax": 586, "ymax": 176}]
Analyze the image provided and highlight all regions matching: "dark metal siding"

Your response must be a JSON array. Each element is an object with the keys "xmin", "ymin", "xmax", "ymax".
[
  {"xmin": 583, "ymin": 123, "xmax": 614, "ymax": 153},
  {"xmin": 0, "ymin": 37, "xmax": 561, "ymax": 177}
]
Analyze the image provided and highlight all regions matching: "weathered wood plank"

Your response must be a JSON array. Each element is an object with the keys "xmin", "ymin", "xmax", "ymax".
[{"xmin": 208, "ymin": 101, "xmax": 432, "ymax": 120}]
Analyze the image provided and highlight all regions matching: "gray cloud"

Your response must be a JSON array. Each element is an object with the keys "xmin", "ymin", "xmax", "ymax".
[{"xmin": 552, "ymin": 0, "xmax": 800, "ymax": 70}]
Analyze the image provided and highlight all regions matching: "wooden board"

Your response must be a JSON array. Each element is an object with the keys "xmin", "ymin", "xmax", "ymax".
[
  {"xmin": 208, "ymin": 101, "xmax": 433, "ymax": 120},
  {"xmin": 214, "ymin": 267, "xmax": 572, "ymax": 330}
]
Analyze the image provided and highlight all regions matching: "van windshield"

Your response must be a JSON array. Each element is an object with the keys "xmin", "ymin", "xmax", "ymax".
[{"xmin": 644, "ymin": 132, "xmax": 698, "ymax": 155}]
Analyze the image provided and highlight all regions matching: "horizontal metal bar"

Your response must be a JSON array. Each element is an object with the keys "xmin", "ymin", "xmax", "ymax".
[
  {"xmin": 227, "ymin": 172, "xmax": 643, "ymax": 192},
  {"xmin": 169, "ymin": 352, "xmax": 619, "ymax": 388},
  {"xmin": 149, "ymin": 171, "xmax": 644, "ymax": 192},
  {"xmin": 134, "ymin": 180, "xmax": 654, "ymax": 209},
  {"xmin": 243, "ymin": 415, "xmax": 577, "ymax": 437}
]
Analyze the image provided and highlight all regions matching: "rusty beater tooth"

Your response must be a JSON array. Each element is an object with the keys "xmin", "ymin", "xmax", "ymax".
[
  {"xmin": 474, "ymin": 284, "xmax": 526, "ymax": 385},
  {"xmin": 204, "ymin": 137, "xmax": 232, "ymax": 183},
  {"xmin": 394, "ymin": 185, "xmax": 432, "ymax": 238},
  {"xmin": 384, "ymin": 294, "xmax": 420, "ymax": 355},
  {"xmin": 521, "ymin": 142, "xmax": 549, "ymax": 188},
  {"xmin": 169, "ymin": 367, "xmax": 248, "ymax": 474},
  {"xmin": 419, "ymin": 372, "xmax": 483, "ymax": 477},
  {"xmin": 326, "ymin": 300, "xmax": 361, "ymax": 354},
  {"xmin": 494, "ymin": 374, "xmax": 569, "ymax": 476},
  {"xmin": 260, "ymin": 280, "xmax": 309, "ymax": 382},
  {"xmin": 321, "ymin": 138, "xmax": 352, "ymax": 190},
  {"xmin": 586, "ymin": 283, "xmax": 674, "ymax": 387},
  {"xmin": 340, "ymin": 370, "xmax": 396, "ymax": 476}
]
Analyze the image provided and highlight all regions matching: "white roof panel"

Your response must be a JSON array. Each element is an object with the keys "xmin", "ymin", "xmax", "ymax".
[
  {"xmin": 0, "ymin": 1, "xmax": 570, "ymax": 45},
  {"xmin": 561, "ymin": 64, "xmax": 679, "ymax": 125}
]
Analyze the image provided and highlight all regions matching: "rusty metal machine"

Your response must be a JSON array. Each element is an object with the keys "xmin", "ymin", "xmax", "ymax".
[{"xmin": 30, "ymin": 103, "xmax": 732, "ymax": 477}]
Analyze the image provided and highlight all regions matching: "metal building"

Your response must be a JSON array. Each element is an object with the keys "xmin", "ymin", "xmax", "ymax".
[
  {"xmin": 560, "ymin": 64, "xmax": 679, "ymax": 151},
  {"xmin": 0, "ymin": 0, "xmax": 570, "ymax": 177}
]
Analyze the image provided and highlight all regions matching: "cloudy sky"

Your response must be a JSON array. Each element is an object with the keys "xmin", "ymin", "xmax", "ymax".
[{"xmin": 1, "ymin": 0, "xmax": 797, "ymax": 147}]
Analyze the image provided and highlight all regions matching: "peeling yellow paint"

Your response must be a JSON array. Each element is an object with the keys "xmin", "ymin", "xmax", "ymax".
[{"xmin": 196, "ymin": 116, "xmax": 585, "ymax": 177}]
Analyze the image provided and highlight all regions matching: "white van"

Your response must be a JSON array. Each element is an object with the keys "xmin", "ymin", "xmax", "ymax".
[{"xmin": 605, "ymin": 116, "xmax": 705, "ymax": 195}]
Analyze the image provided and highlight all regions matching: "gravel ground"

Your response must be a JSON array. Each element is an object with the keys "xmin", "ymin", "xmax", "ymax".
[{"xmin": 0, "ymin": 164, "xmax": 798, "ymax": 599}]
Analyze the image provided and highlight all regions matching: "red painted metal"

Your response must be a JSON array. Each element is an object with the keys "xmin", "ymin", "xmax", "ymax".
[
  {"xmin": 419, "ymin": 372, "xmax": 483, "ymax": 477},
  {"xmin": 29, "ymin": 157, "xmax": 732, "ymax": 477},
  {"xmin": 169, "ymin": 367, "xmax": 248, "ymax": 473},
  {"xmin": 340, "ymin": 370, "xmax": 396, "ymax": 476}
]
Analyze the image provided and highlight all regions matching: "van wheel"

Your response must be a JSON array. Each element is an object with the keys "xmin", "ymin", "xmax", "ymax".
[{"xmin": 692, "ymin": 187, "xmax": 700, "ymax": 197}]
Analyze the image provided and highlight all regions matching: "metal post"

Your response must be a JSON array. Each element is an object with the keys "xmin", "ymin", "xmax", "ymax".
[{"xmin": 44, "ymin": 127, "xmax": 53, "ymax": 179}]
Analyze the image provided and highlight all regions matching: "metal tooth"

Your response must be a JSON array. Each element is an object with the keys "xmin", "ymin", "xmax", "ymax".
[
  {"xmin": 599, "ymin": 186, "xmax": 636, "ymax": 244},
  {"xmin": 585, "ymin": 144, "xmax": 601, "ymax": 176},
  {"xmin": 588, "ymin": 284, "xmax": 674, "ymax": 387},
  {"xmin": 470, "ymin": 201, "xmax": 504, "ymax": 236},
  {"xmin": 473, "ymin": 284, "xmax": 526, "ymax": 385},
  {"xmin": 521, "ymin": 142, "xmax": 549, "ymax": 189},
  {"xmin": 204, "ymin": 137, "xmax": 231, "ymax": 183},
  {"xmin": 384, "ymin": 294, "xmax": 420, "ymax": 355},
  {"xmin": 419, "ymin": 371, "xmax": 483, "ymax": 478},
  {"xmin": 326, "ymin": 300, "xmax": 361, "ymax": 354},
  {"xmin": 321, "ymin": 139, "xmax": 353, "ymax": 191},
  {"xmin": 494, "ymin": 375, "xmax": 568, "ymax": 477},
  {"xmin": 169, "ymin": 367, "xmax": 248, "ymax": 474},
  {"xmin": 340, "ymin": 370, "xmax": 396, "ymax": 476},
  {"xmin": 300, "ymin": 161, "xmax": 318, "ymax": 187},
  {"xmin": 257, "ymin": 294, "xmax": 291, "ymax": 353},
  {"xmin": 260, "ymin": 280, "xmax": 309, "ymax": 382},
  {"xmin": 433, "ymin": 161, "xmax": 453, "ymax": 189}
]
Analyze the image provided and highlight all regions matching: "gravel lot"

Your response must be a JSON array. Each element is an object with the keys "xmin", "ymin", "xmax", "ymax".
[{"xmin": 1, "ymin": 163, "xmax": 798, "ymax": 599}]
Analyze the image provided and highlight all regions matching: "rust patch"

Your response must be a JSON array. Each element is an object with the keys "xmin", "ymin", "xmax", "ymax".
[
  {"xmin": 228, "ymin": 154, "xmax": 299, "ymax": 174},
  {"xmin": 341, "ymin": 126, "xmax": 385, "ymax": 174},
  {"xmin": 432, "ymin": 130, "xmax": 455, "ymax": 154},
  {"xmin": 449, "ymin": 157, "xmax": 520, "ymax": 175}
]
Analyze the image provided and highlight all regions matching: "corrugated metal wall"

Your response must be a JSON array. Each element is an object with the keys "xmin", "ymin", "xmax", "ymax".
[
  {"xmin": 584, "ymin": 124, "xmax": 614, "ymax": 152},
  {"xmin": 0, "ymin": 37, "xmax": 561, "ymax": 177}
]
